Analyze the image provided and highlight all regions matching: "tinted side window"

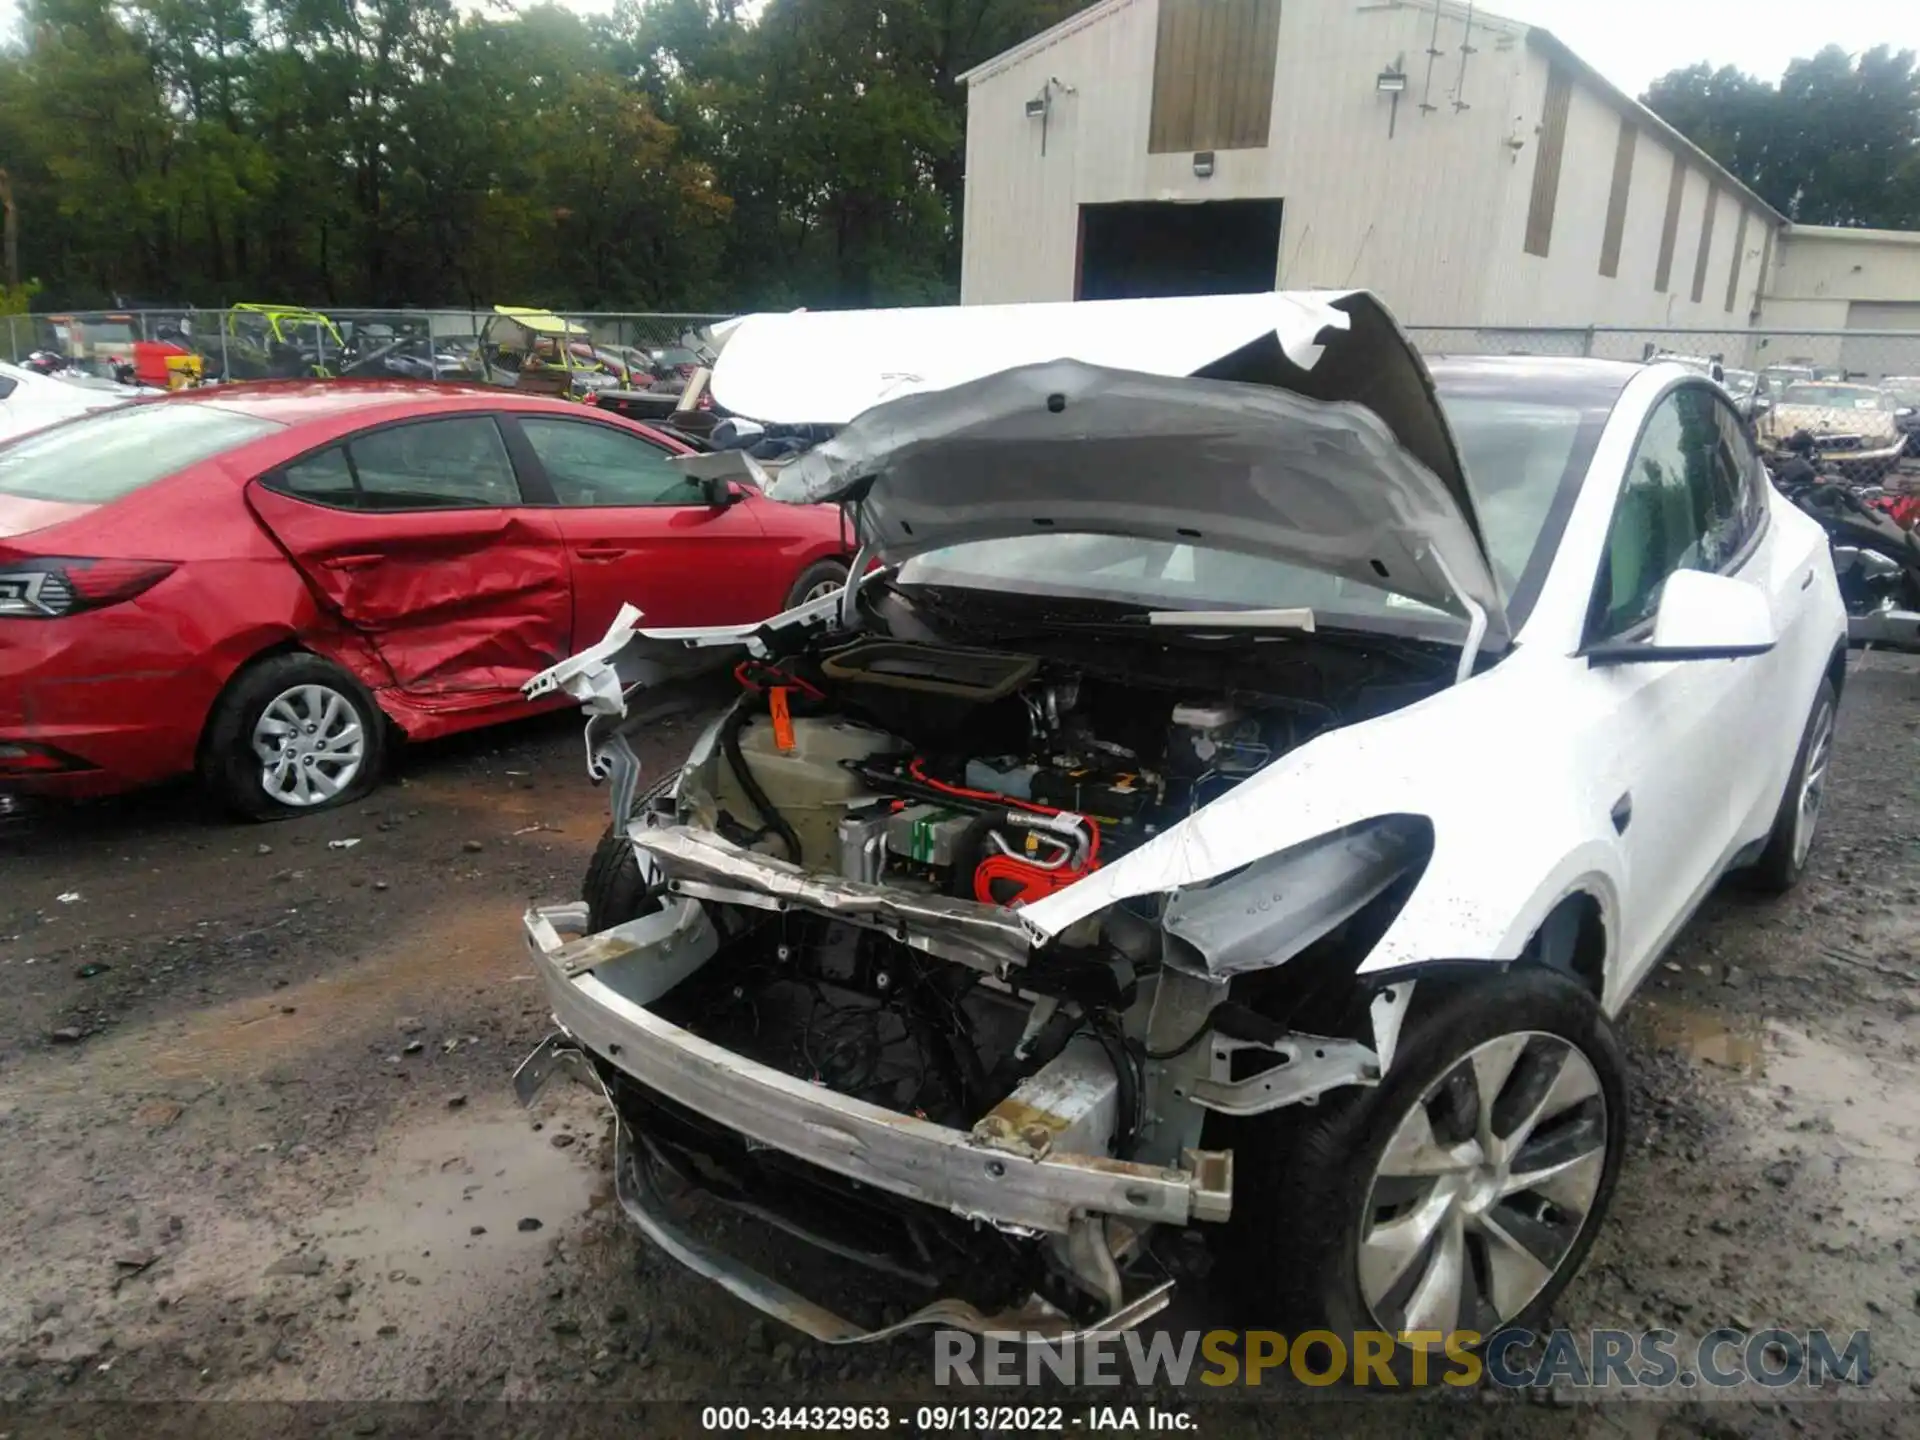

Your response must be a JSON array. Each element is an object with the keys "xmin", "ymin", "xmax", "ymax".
[
  {"xmin": 1591, "ymin": 386, "xmax": 1743, "ymax": 639},
  {"xmin": 271, "ymin": 446, "xmax": 357, "ymax": 506},
  {"xmin": 0, "ymin": 375, "xmax": 16, "ymax": 400},
  {"xmin": 520, "ymin": 418, "xmax": 702, "ymax": 507},
  {"xmin": 348, "ymin": 417, "xmax": 519, "ymax": 510}
]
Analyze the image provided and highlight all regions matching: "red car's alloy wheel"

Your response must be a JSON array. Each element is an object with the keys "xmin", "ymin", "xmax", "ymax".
[{"xmin": 249, "ymin": 682, "xmax": 369, "ymax": 807}]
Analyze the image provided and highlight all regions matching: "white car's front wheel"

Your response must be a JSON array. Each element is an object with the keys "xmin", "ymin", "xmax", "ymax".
[{"xmin": 1229, "ymin": 969, "xmax": 1626, "ymax": 1356}]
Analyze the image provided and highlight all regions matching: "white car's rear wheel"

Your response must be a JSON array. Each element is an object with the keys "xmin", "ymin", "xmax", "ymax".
[{"xmin": 1228, "ymin": 968, "xmax": 1626, "ymax": 1354}]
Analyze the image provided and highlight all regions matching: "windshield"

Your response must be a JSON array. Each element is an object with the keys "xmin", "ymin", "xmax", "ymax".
[
  {"xmin": 0, "ymin": 403, "xmax": 280, "ymax": 503},
  {"xmin": 1781, "ymin": 384, "xmax": 1886, "ymax": 410},
  {"xmin": 1884, "ymin": 384, "xmax": 1920, "ymax": 407},
  {"xmin": 1722, "ymin": 370, "xmax": 1757, "ymax": 396},
  {"xmin": 897, "ymin": 382, "xmax": 1612, "ymax": 637}
]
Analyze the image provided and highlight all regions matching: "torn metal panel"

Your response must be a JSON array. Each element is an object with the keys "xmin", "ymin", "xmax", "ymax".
[
  {"xmin": 634, "ymin": 824, "xmax": 1040, "ymax": 975},
  {"xmin": 1158, "ymin": 816, "xmax": 1431, "ymax": 978},
  {"xmin": 247, "ymin": 483, "xmax": 573, "ymax": 696}
]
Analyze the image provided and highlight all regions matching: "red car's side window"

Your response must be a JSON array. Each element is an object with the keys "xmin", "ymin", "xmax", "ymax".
[
  {"xmin": 518, "ymin": 418, "xmax": 704, "ymax": 508},
  {"xmin": 264, "ymin": 417, "xmax": 524, "ymax": 512}
]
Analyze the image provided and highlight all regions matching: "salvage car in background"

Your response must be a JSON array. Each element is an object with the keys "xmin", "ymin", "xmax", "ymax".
[
  {"xmin": 223, "ymin": 304, "xmax": 347, "ymax": 380},
  {"xmin": 1759, "ymin": 381, "xmax": 1909, "ymax": 470},
  {"xmin": 1882, "ymin": 376, "xmax": 1920, "ymax": 455},
  {"xmin": 0, "ymin": 361, "xmax": 139, "ymax": 441},
  {"xmin": 0, "ymin": 384, "xmax": 852, "ymax": 817},
  {"xmin": 517, "ymin": 292, "xmax": 1847, "ymax": 1349},
  {"xmin": 475, "ymin": 307, "xmax": 631, "ymax": 399}
]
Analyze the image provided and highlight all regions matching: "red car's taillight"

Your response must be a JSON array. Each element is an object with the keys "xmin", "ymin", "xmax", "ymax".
[{"xmin": 0, "ymin": 558, "xmax": 178, "ymax": 618}]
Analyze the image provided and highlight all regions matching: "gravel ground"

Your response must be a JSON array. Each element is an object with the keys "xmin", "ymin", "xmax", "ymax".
[{"xmin": 1, "ymin": 657, "xmax": 1916, "ymax": 1438}]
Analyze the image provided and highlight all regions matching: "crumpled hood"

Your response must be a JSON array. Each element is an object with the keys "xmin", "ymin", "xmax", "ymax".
[{"xmin": 739, "ymin": 291, "xmax": 1505, "ymax": 640}]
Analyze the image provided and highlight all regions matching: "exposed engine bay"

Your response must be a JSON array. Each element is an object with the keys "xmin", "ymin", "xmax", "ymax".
[
  {"xmin": 544, "ymin": 620, "xmax": 1440, "ymax": 1327},
  {"xmin": 706, "ymin": 636, "xmax": 1307, "ymax": 905},
  {"xmin": 651, "ymin": 637, "xmax": 1324, "ymax": 1127}
]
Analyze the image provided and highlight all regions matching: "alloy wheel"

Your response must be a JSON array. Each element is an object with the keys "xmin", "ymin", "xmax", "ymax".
[
  {"xmin": 1792, "ymin": 699, "xmax": 1835, "ymax": 869},
  {"xmin": 250, "ymin": 683, "xmax": 367, "ymax": 808},
  {"xmin": 800, "ymin": 576, "xmax": 845, "ymax": 605},
  {"xmin": 1358, "ymin": 1031, "xmax": 1608, "ymax": 1339}
]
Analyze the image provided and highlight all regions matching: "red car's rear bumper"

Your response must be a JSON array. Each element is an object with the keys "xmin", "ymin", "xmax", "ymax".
[{"xmin": 0, "ymin": 616, "xmax": 216, "ymax": 799}]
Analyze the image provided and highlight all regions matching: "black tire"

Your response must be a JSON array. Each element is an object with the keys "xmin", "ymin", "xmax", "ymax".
[
  {"xmin": 784, "ymin": 559, "xmax": 849, "ymax": 611},
  {"xmin": 583, "ymin": 769, "xmax": 680, "ymax": 932},
  {"xmin": 1744, "ymin": 677, "xmax": 1837, "ymax": 896},
  {"xmin": 1227, "ymin": 968, "xmax": 1626, "ymax": 1353},
  {"xmin": 200, "ymin": 652, "xmax": 386, "ymax": 821}
]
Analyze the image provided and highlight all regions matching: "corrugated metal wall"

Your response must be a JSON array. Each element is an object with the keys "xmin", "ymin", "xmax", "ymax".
[
  {"xmin": 961, "ymin": 0, "xmax": 1779, "ymax": 331},
  {"xmin": 962, "ymin": 0, "xmax": 1535, "ymax": 321}
]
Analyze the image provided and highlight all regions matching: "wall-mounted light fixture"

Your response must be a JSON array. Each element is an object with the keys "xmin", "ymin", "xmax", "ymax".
[
  {"xmin": 1193, "ymin": 151, "xmax": 1215, "ymax": 179},
  {"xmin": 1378, "ymin": 56, "xmax": 1408, "ymax": 138},
  {"xmin": 1025, "ymin": 76, "xmax": 1076, "ymax": 156}
]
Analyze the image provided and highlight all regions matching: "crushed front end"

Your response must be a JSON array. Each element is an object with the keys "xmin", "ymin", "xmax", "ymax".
[{"xmin": 514, "ymin": 596, "xmax": 1443, "ymax": 1342}]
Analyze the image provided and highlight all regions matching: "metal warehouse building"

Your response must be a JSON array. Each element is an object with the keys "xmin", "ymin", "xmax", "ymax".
[{"xmin": 958, "ymin": 0, "xmax": 1916, "ymax": 342}]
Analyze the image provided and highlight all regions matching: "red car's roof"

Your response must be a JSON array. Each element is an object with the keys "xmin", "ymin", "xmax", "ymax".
[{"xmin": 157, "ymin": 379, "xmax": 595, "ymax": 425}]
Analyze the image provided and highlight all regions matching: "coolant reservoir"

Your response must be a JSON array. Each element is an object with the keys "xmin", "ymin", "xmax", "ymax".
[{"xmin": 713, "ymin": 717, "xmax": 905, "ymax": 866}]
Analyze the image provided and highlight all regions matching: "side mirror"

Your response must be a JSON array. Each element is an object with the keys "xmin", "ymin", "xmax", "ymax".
[
  {"xmin": 1584, "ymin": 570, "xmax": 1778, "ymax": 666},
  {"xmin": 701, "ymin": 475, "xmax": 740, "ymax": 509}
]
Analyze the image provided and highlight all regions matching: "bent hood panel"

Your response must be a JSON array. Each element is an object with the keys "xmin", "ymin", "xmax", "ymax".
[
  {"xmin": 765, "ymin": 359, "xmax": 1506, "ymax": 636},
  {"xmin": 730, "ymin": 290, "xmax": 1503, "ymax": 638}
]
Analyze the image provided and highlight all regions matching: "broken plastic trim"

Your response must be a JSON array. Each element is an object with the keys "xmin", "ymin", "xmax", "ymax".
[{"xmin": 1159, "ymin": 815, "xmax": 1433, "ymax": 979}]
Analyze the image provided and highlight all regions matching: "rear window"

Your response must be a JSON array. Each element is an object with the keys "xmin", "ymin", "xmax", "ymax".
[{"xmin": 0, "ymin": 403, "xmax": 281, "ymax": 503}]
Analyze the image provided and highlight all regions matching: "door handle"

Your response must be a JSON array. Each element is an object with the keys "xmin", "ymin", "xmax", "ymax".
[
  {"xmin": 574, "ymin": 546, "xmax": 630, "ymax": 561},
  {"xmin": 1610, "ymin": 792, "xmax": 1632, "ymax": 835},
  {"xmin": 1800, "ymin": 569, "xmax": 1814, "ymax": 590},
  {"xmin": 321, "ymin": 554, "xmax": 383, "ymax": 571}
]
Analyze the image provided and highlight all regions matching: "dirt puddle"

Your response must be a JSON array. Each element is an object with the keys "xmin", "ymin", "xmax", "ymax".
[
  {"xmin": 1643, "ymin": 1000, "xmax": 1920, "ymax": 1248},
  {"xmin": 0, "ymin": 894, "xmax": 538, "ymax": 1101},
  {"xmin": 310, "ymin": 1097, "xmax": 609, "ymax": 1335}
]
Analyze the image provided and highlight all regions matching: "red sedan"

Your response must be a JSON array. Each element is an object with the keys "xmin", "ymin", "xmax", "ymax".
[{"xmin": 0, "ymin": 382, "xmax": 851, "ymax": 818}]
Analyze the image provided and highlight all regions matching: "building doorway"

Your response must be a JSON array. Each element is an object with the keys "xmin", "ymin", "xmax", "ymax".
[{"xmin": 1075, "ymin": 199, "xmax": 1283, "ymax": 301}]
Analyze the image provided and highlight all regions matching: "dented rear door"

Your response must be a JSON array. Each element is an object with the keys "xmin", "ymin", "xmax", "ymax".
[{"xmin": 245, "ymin": 413, "xmax": 572, "ymax": 700}]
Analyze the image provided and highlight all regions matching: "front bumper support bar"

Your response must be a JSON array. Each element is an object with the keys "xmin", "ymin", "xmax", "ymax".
[
  {"xmin": 521, "ymin": 903, "xmax": 1232, "ymax": 1237},
  {"xmin": 516, "ymin": 1034, "xmax": 1180, "ymax": 1343}
]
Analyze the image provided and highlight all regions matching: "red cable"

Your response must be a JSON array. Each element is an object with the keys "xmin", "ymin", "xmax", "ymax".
[{"xmin": 905, "ymin": 756, "xmax": 1103, "ymax": 858}]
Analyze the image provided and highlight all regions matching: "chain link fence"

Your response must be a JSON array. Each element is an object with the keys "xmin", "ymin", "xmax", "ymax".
[
  {"xmin": 4, "ymin": 305, "xmax": 1916, "ymax": 488},
  {"xmin": 0, "ymin": 306, "xmax": 731, "ymax": 391},
  {"xmin": 1410, "ymin": 325, "xmax": 1920, "ymax": 490}
]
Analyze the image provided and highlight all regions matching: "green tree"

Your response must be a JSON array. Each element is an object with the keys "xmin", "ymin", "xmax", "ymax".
[{"xmin": 1647, "ymin": 45, "xmax": 1920, "ymax": 230}]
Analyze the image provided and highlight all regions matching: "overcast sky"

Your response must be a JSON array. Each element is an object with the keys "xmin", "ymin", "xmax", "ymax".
[{"xmin": 1483, "ymin": 0, "xmax": 1917, "ymax": 96}]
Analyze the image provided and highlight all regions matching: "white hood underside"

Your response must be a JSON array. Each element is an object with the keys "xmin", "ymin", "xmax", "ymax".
[
  {"xmin": 710, "ymin": 290, "xmax": 1508, "ymax": 646},
  {"xmin": 765, "ymin": 359, "xmax": 1501, "ymax": 632}
]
